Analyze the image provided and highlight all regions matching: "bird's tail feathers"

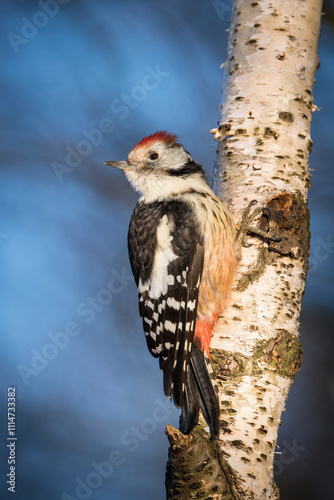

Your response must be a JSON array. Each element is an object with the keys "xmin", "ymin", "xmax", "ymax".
[{"xmin": 180, "ymin": 344, "xmax": 220, "ymax": 437}]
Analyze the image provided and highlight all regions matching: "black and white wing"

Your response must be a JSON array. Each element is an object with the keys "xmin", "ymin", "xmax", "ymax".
[{"xmin": 128, "ymin": 199, "xmax": 204, "ymax": 408}]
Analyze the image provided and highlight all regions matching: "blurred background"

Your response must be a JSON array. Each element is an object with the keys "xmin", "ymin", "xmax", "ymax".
[{"xmin": 1, "ymin": 1, "xmax": 333, "ymax": 499}]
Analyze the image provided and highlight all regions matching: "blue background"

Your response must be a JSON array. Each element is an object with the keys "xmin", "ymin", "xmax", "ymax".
[{"xmin": 1, "ymin": 1, "xmax": 334, "ymax": 499}]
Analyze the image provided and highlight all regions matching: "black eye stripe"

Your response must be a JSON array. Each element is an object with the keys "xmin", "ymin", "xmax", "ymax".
[{"xmin": 149, "ymin": 152, "xmax": 159, "ymax": 160}]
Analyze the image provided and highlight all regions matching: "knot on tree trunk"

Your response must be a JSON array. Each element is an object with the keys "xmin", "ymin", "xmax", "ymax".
[{"xmin": 165, "ymin": 425, "xmax": 243, "ymax": 500}]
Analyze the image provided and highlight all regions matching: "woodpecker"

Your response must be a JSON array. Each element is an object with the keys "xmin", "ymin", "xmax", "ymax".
[{"xmin": 105, "ymin": 131, "xmax": 237, "ymax": 437}]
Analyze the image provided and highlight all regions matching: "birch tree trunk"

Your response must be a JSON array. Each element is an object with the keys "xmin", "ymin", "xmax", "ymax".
[{"xmin": 165, "ymin": 1, "xmax": 322, "ymax": 498}]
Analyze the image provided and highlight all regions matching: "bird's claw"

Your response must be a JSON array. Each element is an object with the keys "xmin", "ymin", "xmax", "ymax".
[{"xmin": 236, "ymin": 200, "xmax": 282, "ymax": 249}]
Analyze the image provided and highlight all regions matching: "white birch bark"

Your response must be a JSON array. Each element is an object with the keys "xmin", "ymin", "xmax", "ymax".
[
  {"xmin": 209, "ymin": 0, "xmax": 323, "ymax": 498},
  {"xmin": 165, "ymin": 1, "xmax": 322, "ymax": 499}
]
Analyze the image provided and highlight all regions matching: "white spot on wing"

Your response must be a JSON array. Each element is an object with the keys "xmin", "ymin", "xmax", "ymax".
[
  {"xmin": 167, "ymin": 297, "xmax": 180, "ymax": 309},
  {"xmin": 144, "ymin": 317, "xmax": 152, "ymax": 327},
  {"xmin": 158, "ymin": 300, "xmax": 166, "ymax": 313},
  {"xmin": 187, "ymin": 299, "xmax": 196, "ymax": 311},
  {"xmin": 153, "ymin": 312, "xmax": 159, "ymax": 322},
  {"xmin": 166, "ymin": 275, "xmax": 175, "ymax": 286},
  {"xmin": 151, "ymin": 345, "xmax": 162, "ymax": 354},
  {"xmin": 164, "ymin": 320, "xmax": 176, "ymax": 333}
]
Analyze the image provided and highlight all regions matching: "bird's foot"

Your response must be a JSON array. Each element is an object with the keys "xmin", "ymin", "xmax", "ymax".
[{"xmin": 236, "ymin": 200, "xmax": 282, "ymax": 249}]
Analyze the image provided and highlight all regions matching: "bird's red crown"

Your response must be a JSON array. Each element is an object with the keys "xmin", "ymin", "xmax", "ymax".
[{"xmin": 132, "ymin": 131, "xmax": 179, "ymax": 151}]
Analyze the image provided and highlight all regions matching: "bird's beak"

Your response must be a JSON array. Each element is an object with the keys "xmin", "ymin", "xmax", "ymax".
[{"xmin": 104, "ymin": 160, "xmax": 128, "ymax": 170}]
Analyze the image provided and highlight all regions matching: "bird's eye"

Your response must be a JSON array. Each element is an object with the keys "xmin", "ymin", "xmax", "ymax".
[{"xmin": 149, "ymin": 152, "xmax": 159, "ymax": 160}]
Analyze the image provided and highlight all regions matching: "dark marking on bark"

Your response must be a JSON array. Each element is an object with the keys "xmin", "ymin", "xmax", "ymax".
[
  {"xmin": 218, "ymin": 123, "xmax": 232, "ymax": 136},
  {"xmin": 278, "ymin": 111, "xmax": 294, "ymax": 122},
  {"xmin": 232, "ymin": 303, "xmax": 244, "ymax": 309},
  {"xmin": 264, "ymin": 127, "xmax": 279, "ymax": 140},
  {"xmin": 230, "ymin": 439, "xmax": 248, "ymax": 450},
  {"xmin": 245, "ymin": 39, "xmax": 258, "ymax": 45},
  {"xmin": 276, "ymin": 51, "xmax": 286, "ymax": 60},
  {"xmin": 220, "ymin": 420, "xmax": 232, "ymax": 434}
]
